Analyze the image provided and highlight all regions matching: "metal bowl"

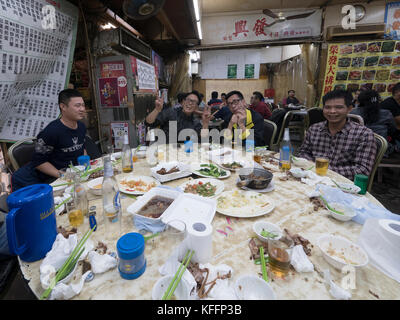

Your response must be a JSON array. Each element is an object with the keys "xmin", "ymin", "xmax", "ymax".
[{"xmin": 238, "ymin": 167, "xmax": 273, "ymax": 189}]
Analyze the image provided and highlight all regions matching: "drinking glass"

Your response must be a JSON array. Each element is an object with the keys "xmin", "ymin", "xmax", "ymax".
[
  {"xmin": 267, "ymin": 238, "xmax": 294, "ymax": 278},
  {"xmin": 315, "ymin": 157, "xmax": 329, "ymax": 176},
  {"xmin": 164, "ymin": 219, "xmax": 187, "ymax": 247}
]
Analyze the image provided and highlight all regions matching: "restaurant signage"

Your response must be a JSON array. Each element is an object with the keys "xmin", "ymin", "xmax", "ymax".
[
  {"xmin": 202, "ymin": 10, "xmax": 322, "ymax": 46},
  {"xmin": 321, "ymin": 41, "xmax": 400, "ymax": 105}
]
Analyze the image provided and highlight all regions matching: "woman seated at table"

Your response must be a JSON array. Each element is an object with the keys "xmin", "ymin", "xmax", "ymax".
[
  {"xmin": 350, "ymin": 90, "xmax": 399, "ymax": 156},
  {"xmin": 145, "ymin": 91, "xmax": 212, "ymax": 143}
]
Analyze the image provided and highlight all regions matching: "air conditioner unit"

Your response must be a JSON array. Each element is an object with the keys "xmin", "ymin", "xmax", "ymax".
[
  {"xmin": 326, "ymin": 23, "xmax": 385, "ymax": 41},
  {"xmin": 94, "ymin": 27, "xmax": 152, "ymax": 62}
]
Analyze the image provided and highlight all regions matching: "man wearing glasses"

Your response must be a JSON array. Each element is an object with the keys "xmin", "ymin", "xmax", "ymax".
[
  {"xmin": 298, "ymin": 89, "xmax": 376, "ymax": 181},
  {"xmin": 145, "ymin": 90, "xmax": 211, "ymax": 143},
  {"xmin": 220, "ymin": 90, "xmax": 265, "ymax": 147}
]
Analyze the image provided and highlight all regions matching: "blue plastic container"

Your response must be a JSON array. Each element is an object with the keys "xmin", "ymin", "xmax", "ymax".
[
  {"xmin": 116, "ymin": 232, "xmax": 146, "ymax": 280},
  {"xmin": 6, "ymin": 184, "xmax": 57, "ymax": 262},
  {"xmin": 77, "ymin": 155, "xmax": 91, "ymax": 169},
  {"xmin": 184, "ymin": 140, "xmax": 193, "ymax": 153}
]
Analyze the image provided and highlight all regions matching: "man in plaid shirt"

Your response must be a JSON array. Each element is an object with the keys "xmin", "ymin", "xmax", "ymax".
[{"xmin": 298, "ymin": 89, "xmax": 377, "ymax": 181}]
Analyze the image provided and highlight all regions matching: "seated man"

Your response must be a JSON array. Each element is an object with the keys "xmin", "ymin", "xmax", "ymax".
[
  {"xmin": 283, "ymin": 89, "xmax": 300, "ymax": 106},
  {"xmin": 380, "ymin": 82, "xmax": 400, "ymax": 130},
  {"xmin": 298, "ymin": 89, "xmax": 377, "ymax": 181},
  {"xmin": 250, "ymin": 91, "xmax": 272, "ymax": 120},
  {"xmin": 218, "ymin": 90, "xmax": 265, "ymax": 147},
  {"xmin": 11, "ymin": 89, "xmax": 88, "ymax": 191},
  {"xmin": 145, "ymin": 90, "xmax": 209, "ymax": 143}
]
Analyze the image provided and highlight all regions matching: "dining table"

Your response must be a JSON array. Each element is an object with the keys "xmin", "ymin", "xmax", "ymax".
[{"xmin": 18, "ymin": 143, "xmax": 400, "ymax": 300}]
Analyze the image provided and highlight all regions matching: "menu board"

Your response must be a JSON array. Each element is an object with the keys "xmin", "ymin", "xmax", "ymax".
[
  {"xmin": 321, "ymin": 41, "xmax": 400, "ymax": 105},
  {"xmin": 0, "ymin": 0, "xmax": 78, "ymax": 142}
]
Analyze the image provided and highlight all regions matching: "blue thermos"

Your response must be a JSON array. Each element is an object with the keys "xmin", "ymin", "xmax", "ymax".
[{"xmin": 6, "ymin": 184, "xmax": 57, "ymax": 262}]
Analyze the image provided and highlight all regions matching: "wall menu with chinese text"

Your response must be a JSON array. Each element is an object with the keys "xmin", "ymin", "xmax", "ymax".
[
  {"xmin": 0, "ymin": 0, "xmax": 78, "ymax": 142},
  {"xmin": 321, "ymin": 41, "xmax": 400, "ymax": 105}
]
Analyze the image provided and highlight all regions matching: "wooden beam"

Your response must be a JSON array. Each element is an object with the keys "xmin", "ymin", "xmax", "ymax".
[{"xmin": 156, "ymin": 9, "xmax": 181, "ymax": 41}]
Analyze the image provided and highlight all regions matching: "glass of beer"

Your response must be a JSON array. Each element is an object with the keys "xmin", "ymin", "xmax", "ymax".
[
  {"xmin": 315, "ymin": 157, "xmax": 329, "ymax": 176},
  {"xmin": 67, "ymin": 200, "xmax": 84, "ymax": 228},
  {"xmin": 253, "ymin": 148, "xmax": 264, "ymax": 164},
  {"xmin": 267, "ymin": 238, "xmax": 294, "ymax": 279}
]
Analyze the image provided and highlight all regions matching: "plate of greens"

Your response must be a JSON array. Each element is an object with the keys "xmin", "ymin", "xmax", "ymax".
[
  {"xmin": 191, "ymin": 163, "xmax": 231, "ymax": 179},
  {"xmin": 178, "ymin": 178, "xmax": 224, "ymax": 198}
]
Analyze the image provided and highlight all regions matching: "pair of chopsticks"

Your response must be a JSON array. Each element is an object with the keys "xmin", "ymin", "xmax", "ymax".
[
  {"xmin": 162, "ymin": 250, "xmax": 195, "ymax": 300},
  {"xmin": 259, "ymin": 247, "xmax": 269, "ymax": 282},
  {"xmin": 40, "ymin": 226, "xmax": 95, "ymax": 300}
]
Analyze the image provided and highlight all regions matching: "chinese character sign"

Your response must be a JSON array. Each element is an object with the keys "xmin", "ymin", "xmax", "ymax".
[
  {"xmin": 321, "ymin": 41, "xmax": 400, "ymax": 106},
  {"xmin": 202, "ymin": 10, "xmax": 322, "ymax": 46},
  {"xmin": 100, "ymin": 61, "xmax": 128, "ymax": 105}
]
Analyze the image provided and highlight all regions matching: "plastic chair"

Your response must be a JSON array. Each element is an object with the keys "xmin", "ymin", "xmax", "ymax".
[
  {"xmin": 271, "ymin": 110, "xmax": 295, "ymax": 150},
  {"xmin": 347, "ymin": 114, "xmax": 364, "ymax": 126},
  {"xmin": 263, "ymin": 120, "xmax": 277, "ymax": 150},
  {"xmin": 306, "ymin": 107, "xmax": 326, "ymax": 129},
  {"xmin": 368, "ymin": 133, "xmax": 388, "ymax": 193},
  {"xmin": 7, "ymin": 138, "xmax": 35, "ymax": 172}
]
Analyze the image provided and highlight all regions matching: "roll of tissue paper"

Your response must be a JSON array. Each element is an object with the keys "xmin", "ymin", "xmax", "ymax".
[{"xmin": 186, "ymin": 222, "xmax": 213, "ymax": 264}]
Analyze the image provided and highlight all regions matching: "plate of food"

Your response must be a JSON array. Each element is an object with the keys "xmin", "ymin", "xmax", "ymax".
[
  {"xmin": 150, "ymin": 161, "xmax": 192, "ymax": 183},
  {"xmin": 218, "ymin": 161, "xmax": 247, "ymax": 172},
  {"xmin": 216, "ymin": 190, "xmax": 275, "ymax": 218},
  {"xmin": 191, "ymin": 163, "xmax": 231, "ymax": 179},
  {"xmin": 178, "ymin": 178, "xmax": 224, "ymax": 198},
  {"xmin": 118, "ymin": 175, "xmax": 160, "ymax": 195}
]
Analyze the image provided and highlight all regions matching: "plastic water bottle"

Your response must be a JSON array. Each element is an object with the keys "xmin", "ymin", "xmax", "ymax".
[
  {"xmin": 279, "ymin": 128, "xmax": 292, "ymax": 171},
  {"xmin": 121, "ymin": 134, "xmax": 133, "ymax": 173},
  {"xmin": 102, "ymin": 155, "xmax": 122, "ymax": 239}
]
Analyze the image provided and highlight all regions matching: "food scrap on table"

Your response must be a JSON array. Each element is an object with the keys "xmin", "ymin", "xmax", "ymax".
[{"xmin": 284, "ymin": 228, "xmax": 313, "ymax": 256}]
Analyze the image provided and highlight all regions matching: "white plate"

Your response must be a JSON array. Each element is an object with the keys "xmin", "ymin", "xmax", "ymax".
[
  {"xmin": 178, "ymin": 178, "xmax": 224, "ymax": 198},
  {"xmin": 191, "ymin": 163, "xmax": 231, "ymax": 179},
  {"xmin": 216, "ymin": 190, "xmax": 275, "ymax": 218},
  {"xmin": 87, "ymin": 177, "xmax": 103, "ymax": 196},
  {"xmin": 236, "ymin": 178, "xmax": 275, "ymax": 193},
  {"xmin": 151, "ymin": 162, "xmax": 192, "ymax": 183},
  {"xmin": 118, "ymin": 175, "xmax": 160, "ymax": 195}
]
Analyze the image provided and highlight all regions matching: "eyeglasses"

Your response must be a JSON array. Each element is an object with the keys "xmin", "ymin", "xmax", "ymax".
[
  {"xmin": 323, "ymin": 104, "xmax": 347, "ymax": 111},
  {"xmin": 227, "ymin": 98, "xmax": 242, "ymax": 107},
  {"xmin": 185, "ymin": 98, "xmax": 199, "ymax": 106}
]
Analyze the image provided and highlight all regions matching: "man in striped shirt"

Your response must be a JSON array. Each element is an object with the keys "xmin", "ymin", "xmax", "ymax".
[{"xmin": 298, "ymin": 89, "xmax": 377, "ymax": 181}]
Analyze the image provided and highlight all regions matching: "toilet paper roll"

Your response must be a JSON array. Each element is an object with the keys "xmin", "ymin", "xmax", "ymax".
[
  {"xmin": 379, "ymin": 219, "xmax": 400, "ymax": 246},
  {"xmin": 186, "ymin": 222, "xmax": 213, "ymax": 264}
]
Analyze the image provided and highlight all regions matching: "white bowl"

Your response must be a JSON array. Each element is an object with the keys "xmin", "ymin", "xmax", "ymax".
[
  {"xmin": 317, "ymin": 234, "xmax": 369, "ymax": 270},
  {"xmin": 253, "ymin": 221, "xmax": 282, "ymax": 242},
  {"xmin": 87, "ymin": 177, "xmax": 103, "ymax": 196},
  {"xmin": 327, "ymin": 202, "xmax": 356, "ymax": 222},
  {"xmin": 234, "ymin": 275, "xmax": 276, "ymax": 300},
  {"xmin": 152, "ymin": 275, "xmax": 191, "ymax": 300}
]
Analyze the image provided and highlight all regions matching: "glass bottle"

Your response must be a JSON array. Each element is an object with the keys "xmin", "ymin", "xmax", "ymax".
[
  {"xmin": 68, "ymin": 173, "xmax": 87, "ymax": 227},
  {"xmin": 121, "ymin": 134, "xmax": 133, "ymax": 173},
  {"xmin": 147, "ymin": 129, "xmax": 158, "ymax": 166},
  {"xmin": 102, "ymin": 155, "xmax": 122, "ymax": 240},
  {"xmin": 279, "ymin": 128, "xmax": 292, "ymax": 171}
]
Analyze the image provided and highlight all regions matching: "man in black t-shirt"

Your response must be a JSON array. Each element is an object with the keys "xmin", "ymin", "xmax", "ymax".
[{"xmin": 11, "ymin": 89, "xmax": 87, "ymax": 191}]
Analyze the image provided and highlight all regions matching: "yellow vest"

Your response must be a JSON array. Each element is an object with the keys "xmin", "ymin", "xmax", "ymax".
[{"xmin": 228, "ymin": 109, "xmax": 254, "ymax": 140}]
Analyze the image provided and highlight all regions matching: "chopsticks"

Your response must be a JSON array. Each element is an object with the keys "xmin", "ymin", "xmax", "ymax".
[
  {"xmin": 40, "ymin": 226, "xmax": 95, "ymax": 300},
  {"xmin": 162, "ymin": 250, "xmax": 195, "ymax": 300},
  {"xmin": 259, "ymin": 247, "xmax": 269, "ymax": 282}
]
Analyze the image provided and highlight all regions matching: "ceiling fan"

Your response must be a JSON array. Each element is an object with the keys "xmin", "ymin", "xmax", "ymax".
[
  {"xmin": 262, "ymin": 8, "xmax": 315, "ymax": 25},
  {"xmin": 123, "ymin": 0, "xmax": 166, "ymax": 20}
]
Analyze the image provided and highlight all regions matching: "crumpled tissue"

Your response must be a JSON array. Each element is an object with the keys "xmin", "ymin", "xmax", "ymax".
[
  {"xmin": 316, "ymin": 184, "xmax": 400, "ymax": 225},
  {"xmin": 301, "ymin": 171, "xmax": 335, "ymax": 187},
  {"xmin": 49, "ymin": 271, "xmax": 91, "ymax": 300},
  {"xmin": 87, "ymin": 251, "xmax": 117, "ymax": 274},
  {"xmin": 323, "ymin": 269, "xmax": 351, "ymax": 300},
  {"xmin": 290, "ymin": 245, "xmax": 314, "ymax": 273}
]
